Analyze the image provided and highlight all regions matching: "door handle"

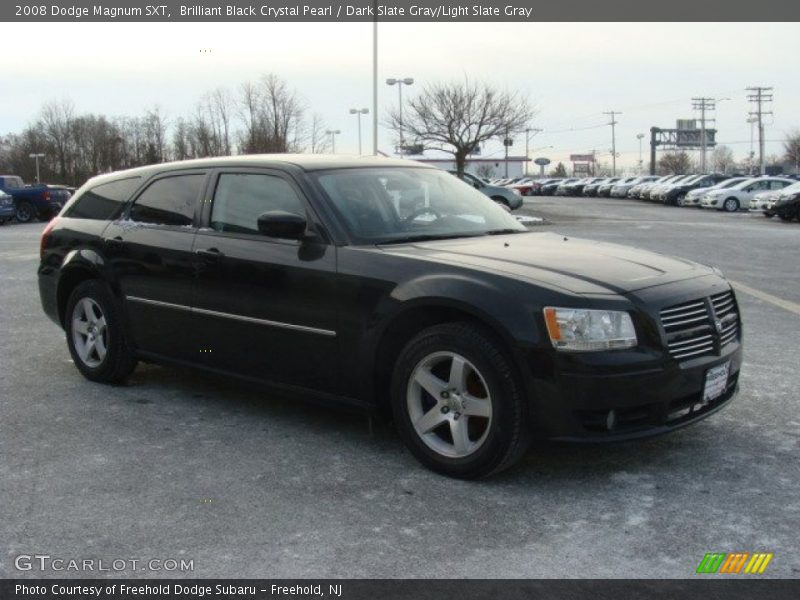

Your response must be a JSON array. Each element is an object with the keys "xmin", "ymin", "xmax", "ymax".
[
  {"xmin": 105, "ymin": 236, "xmax": 124, "ymax": 248},
  {"xmin": 195, "ymin": 248, "xmax": 225, "ymax": 261}
]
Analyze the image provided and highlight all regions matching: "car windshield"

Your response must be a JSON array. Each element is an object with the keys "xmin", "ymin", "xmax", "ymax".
[{"xmin": 313, "ymin": 167, "xmax": 528, "ymax": 244}]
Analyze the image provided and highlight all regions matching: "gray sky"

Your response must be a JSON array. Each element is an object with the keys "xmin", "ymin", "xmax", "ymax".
[{"xmin": 2, "ymin": 21, "xmax": 798, "ymax": 169}]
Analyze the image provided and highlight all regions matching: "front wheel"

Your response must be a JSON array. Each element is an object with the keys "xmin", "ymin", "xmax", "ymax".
[
  {"xmin": 390, "ymin": 322, "xmax": 530, "ymax": 479},
  {"xmin": 65, "ymin": 280, "xmax": 138, "ymax": 383},
  {"xmin": 722, "ymin": 197, "xmax": 740, "ymax": 212}
]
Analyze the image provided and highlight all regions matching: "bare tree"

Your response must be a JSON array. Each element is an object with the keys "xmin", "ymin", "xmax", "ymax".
[
  {"xmin": 658, "ymin": 151, "xmax": 694, "ymax": 174},
  {"xmin": 710, "ymin": 145, "xmax": 735, "ymax": 174},
  {"xmin": 308, "ymin": 113, "xmax": 330, "ymax": 153},
  {"xmin": 238, "ymin": 74, "xmax": 305, "ymax": 154},
  {"xmin": 387, "ymin": 78, "xmax": 534, "ymax": 176},
  {"xmin": 784, "ymin": 130, "xmax": 800, "ymax": 171},
  {"xmin": 40, "ymin": 99, "xmax": 75, "ymax": 180}
]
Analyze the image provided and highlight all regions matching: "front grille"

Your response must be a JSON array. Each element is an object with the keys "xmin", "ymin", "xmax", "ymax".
[
  {"xmin": 711, "ymin": 291, "xmax": 739, "ymax": 347},
  {"xmin": 660, "ymin": 291, "xmax": 740, "ymax": 361}
]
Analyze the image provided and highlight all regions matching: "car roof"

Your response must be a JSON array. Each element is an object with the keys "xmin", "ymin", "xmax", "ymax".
[{"xmin": 86, "ymin": 154, "xmax": 433, "ymax": 187}]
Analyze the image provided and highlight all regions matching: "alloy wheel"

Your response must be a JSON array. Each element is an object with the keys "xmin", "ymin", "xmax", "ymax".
[
  {"xmin": 71, "ymin": 297, "xmax": 108, "ymax": 368},
  {"xmin": 406, "ymin": 351, "xmax": 493, "ymax": 458}
]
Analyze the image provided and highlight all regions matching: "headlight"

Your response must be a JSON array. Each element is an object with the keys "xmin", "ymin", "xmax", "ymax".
[{"xmin": 543, "ymin": 307, "xmax": 637, "ymax": 351}]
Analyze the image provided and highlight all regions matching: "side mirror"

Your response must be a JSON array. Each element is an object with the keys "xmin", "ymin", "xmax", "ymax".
[{"xmin": 257, "ymin": 211, "xmax": 307, "ymax": 240}]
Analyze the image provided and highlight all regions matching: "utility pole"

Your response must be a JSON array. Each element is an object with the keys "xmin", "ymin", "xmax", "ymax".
[
  {"xmin": 636, "ymin": 133, "xmax": 644, "ymax": 173},
  {"xmin": 691, "ymin": 97, "xmax": 716, "ymax": 173},
  {"xmin": 603, "ymin": 111, "xmax": 621, "ymax": 176},
  {"xmin": 29, "ymin": 153, "xmax": 45, "ymax": 183},
  {"xmin": 746, "ymin": 86, "xmax": 773, "ymax": 175}
]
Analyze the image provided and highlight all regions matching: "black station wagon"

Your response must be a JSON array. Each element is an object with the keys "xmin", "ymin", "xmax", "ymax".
[{"xmin": 38, "ymin": 155, "xmax": 742, "ymax": 478}]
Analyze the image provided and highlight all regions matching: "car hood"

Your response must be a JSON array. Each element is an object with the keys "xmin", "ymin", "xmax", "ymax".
[{"xmin": 378, "ymin": 232, "xmax": 711, "ymax": 295}]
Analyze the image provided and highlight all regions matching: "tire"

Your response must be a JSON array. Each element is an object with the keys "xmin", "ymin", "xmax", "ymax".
[
  {"xmin": 675, "ymin": 193, "xmax": 687, "ymax": 206},
  {"xmin": 15, "ymin": 201, "xmax": 35, "ymax": 223},
  {"xmin": 65, "ymin": 280, "xmax": 138, "ymax": 384},
  {"xmin": 491, "ymin": 196, "xmax": 511, "ymax": 209},
  {"xmin": 390, "ymin": 322, "xmax": 530, "ymax": 479},
  {"xmin": 722, "ymin": 197, "xmax": 739, "ymax": 212}
]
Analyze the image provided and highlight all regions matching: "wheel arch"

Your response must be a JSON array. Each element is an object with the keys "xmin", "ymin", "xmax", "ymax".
[
  {"xmin": 368, "ymin": 299, "xmax": 528, "ymax": 416},
  {"xmin": 56, "ymin": 249, "xmax": 111, "ymax": 326}
]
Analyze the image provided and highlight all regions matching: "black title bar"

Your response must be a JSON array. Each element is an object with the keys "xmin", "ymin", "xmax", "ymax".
[
  {"xmin": 5, "ymin": 0, "xmax": 800, "ymax": 22},
  {"xmin": 3, "ymin": 580, "xmax": 800, "ymax": 600}
]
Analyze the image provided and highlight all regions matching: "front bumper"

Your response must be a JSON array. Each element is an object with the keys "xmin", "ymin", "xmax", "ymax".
[
  {"xmin": 523, "ymin": 343, "xmax": 741, "ymax": 441},
  {"xmin": 519, "ymin": 280, "xmax": 743, "ymax": 442}
]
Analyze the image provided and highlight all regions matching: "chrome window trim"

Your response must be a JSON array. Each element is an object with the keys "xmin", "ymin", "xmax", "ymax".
[{"xmin": 125, "ymin": 295, "xmax": 336, "ymax": 338}]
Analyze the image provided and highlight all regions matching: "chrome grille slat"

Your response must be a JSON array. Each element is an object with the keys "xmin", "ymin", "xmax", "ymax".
[
  {"xmin": 660, "ymin": 290, "xmax": 740, "ymax": 362},
  {"xmin": 671, "ymin": 344, "xmax": 716, "ymax": 360}
]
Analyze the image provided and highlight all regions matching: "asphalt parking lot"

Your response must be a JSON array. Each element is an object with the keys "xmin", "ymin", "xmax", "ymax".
[{"xmin": 1, "ymin": 197, "xmax": 798, "ymax": 579}]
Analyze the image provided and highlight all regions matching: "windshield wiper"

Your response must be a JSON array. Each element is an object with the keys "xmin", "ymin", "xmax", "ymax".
[
  {"xmin": 484, "ymin": 228, "xmax": 527, "ymax": 235},
  {"xmin": 377, "ymin": 233, "xmax": 483, "ymax": 245}
]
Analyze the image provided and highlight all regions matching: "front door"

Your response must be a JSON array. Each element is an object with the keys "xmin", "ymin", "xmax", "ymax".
[{"xmin": 191, "ymin": 169, "xmax": 340, "ymax": 394}]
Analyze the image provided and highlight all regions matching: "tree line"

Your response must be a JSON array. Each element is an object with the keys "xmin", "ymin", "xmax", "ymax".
[{"xmin": 0, "ymin": 74, "xmax": 331, "ymax": 186}]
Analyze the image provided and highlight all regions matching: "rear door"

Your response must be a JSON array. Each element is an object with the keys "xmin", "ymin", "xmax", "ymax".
[
  {"xmin": 191, "ymin": 168, "xmax": 340, "ymax": 393},
  {"xmin": 102, "ymin": 170, "xmax": 208, "ymax": 361}
]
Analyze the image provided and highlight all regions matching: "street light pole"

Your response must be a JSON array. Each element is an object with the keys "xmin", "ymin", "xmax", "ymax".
[
  {"xmin": 349, "ymin": 108, "xmax": 369, "ymax": 155},
  {"xmin": 386, "ymin": 77, "xmax": 414, "ymax": 156},
  {"xmin": 29, "ymin": 153, "xmax": 45, "ymax": 183},
  {"xmin": 325, "ymin": 130, "xmax": 341, "ymax": 154},
  {"xmin": 636, "ymin": 133, "xmax": 644, "ymax": 173},
  {"xmin": 372, "ymin": 17, "xmax": 378, "ymax": 156}
]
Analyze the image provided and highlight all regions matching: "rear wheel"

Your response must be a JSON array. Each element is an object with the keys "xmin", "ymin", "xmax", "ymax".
[
  {"xmin": 15, "ymin": 201, "xmax": 35, "ymax": 223},
  {"xmin": 65, "ymin": 280, "xmax": 138, "ymax": 383},
  {"xmin": 390, "ymin": 322, "xmax": 530, "ymax": 479},
  {"xmin": 722, "ymin": 197, "xmax": 739, "ymax": 212}
]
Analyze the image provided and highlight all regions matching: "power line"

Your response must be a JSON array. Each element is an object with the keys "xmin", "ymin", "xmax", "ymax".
[{"xmin": 746, "ymin": 86, "xmax": 773, "ymax": 175}]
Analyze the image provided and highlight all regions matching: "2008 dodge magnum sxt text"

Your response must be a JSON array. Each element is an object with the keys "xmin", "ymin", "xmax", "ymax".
[{"xmin": 38, "ymin": 155, "xmax": 742, "ymax": 478}]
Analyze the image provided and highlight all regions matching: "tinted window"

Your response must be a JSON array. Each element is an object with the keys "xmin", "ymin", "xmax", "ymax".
[
  {"xmin": 65, "ymin": 177, "xmax": 141, "ymax": 220},
  {"xmin": 210, "ymin": 173, "xmax": 305, "ymax": 234},
  {"xmin": 129, "ymin": 174, "xmax": 204, "ymax": 226}
]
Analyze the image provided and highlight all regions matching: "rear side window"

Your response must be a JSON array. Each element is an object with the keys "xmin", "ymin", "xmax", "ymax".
[
  {"xmin": 129, "ymin": 174, "xmax": 205, "ymax": 226},
  {"xmin": 210, "ymin": 173, "xmax": 305, "ymax": 235},
  {"xmin": 64, "ymin": 177, "xmax": 141, "ymax": 220}
]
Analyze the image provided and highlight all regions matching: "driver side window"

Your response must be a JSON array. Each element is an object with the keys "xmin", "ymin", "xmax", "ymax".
[{"xmin": 210, "ymin": 173, "xmax": 304, "ymax": 235}]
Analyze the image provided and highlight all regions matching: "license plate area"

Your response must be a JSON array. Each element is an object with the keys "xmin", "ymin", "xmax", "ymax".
[{"xmin": 703, "ymin": 361, "xmax": 730, "ymax": 403}]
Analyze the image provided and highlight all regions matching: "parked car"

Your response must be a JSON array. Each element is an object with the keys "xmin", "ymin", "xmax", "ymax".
[
  {"xmin": 506, "ymin": 177, "xmax": 538, "ymax": 196},
  {"xmin": 526, "ymin": 178, "xmax": 560, "ymax": 196},
  {"xmin": 0, "ymin": 190, "xmax": 15, "ymax": 224},
  {"xmin": 749, "ymin": 190, "xmax": 781, "ymax": 212},
  {"xmin": 644, "ymin": 174, "xmax": 693, "ymax": 201},
  {"xmin": 584, "ymin": 177, "xmax": 619, "ymax": 197},
  {"xmin": 634, "ymin": 175, "xmax": 680, "ymax": 200},
  {"xmin": 38, "ymin": 154, "xmax": 743, "ymax": 478},
  {"xmin": 0, "ymin": 175, "xmax": 67, "ymax": 223},
  {"xmin": 662, "ymin": 174, "xmax": 731, "ymax": 206},
  {"xmin": 765, "ymin": 188, "xmax": 800, "ymax": 221},
  {"xmin": 682, "ymin": 177, "xmax": 750, "ymax": 207},
  {"xmin": 449, "ymin": 171, "xmax": 523, "ymax": 210},
  {"xmin": 758, "ymin": 182, "xmax": 800, "ymax": 215},
  {"xmin": 700, "ymin": 177, "xmax": 796, "ymax": 212},
  {"xmin": 44, "ymin": 184, "xmax": 74, "ymax": 211},
  {"xmin": 540, "ymin": 178, "xmax": 574, "ymax": 196},
  {"xmin": 618, "ymin": 176, "xmax": 660, "ymax": 199}
]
